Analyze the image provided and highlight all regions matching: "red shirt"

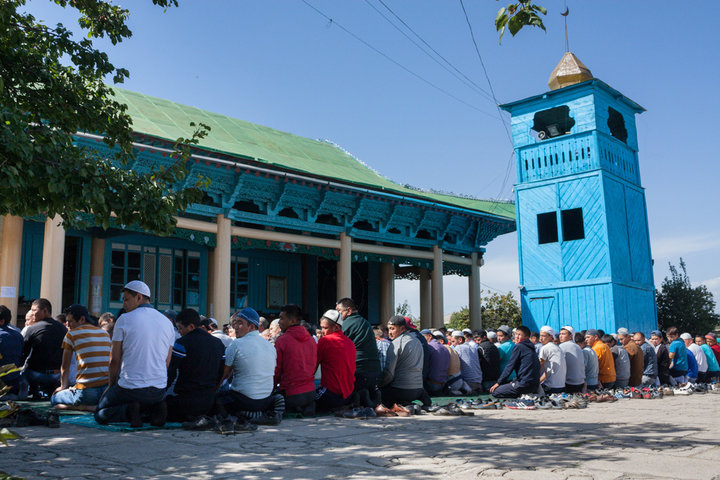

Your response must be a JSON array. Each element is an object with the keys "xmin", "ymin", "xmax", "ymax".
[
  {"xmin": 711, "ymin": 344, "xmax": 720, "ymax": 366},
  {"xmin": 317, "ymin": 330, "xmax": 356, "ymax": 398},
  {"xmin": 274, "ymin": 325, "xmax": 317, "ymax": 396}
]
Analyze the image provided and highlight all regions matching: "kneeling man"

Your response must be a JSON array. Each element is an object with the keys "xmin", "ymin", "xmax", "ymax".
[
  {"xmin": 378, "ymin": 316, "xmax": 428, "ymax": 407},
  {"xmin": 315, "ymin": 310, "xmax": 356, "ymax": 412},
  {"xmin": 490, "ymin": 326, "xmax": 540, "ymax": 398}
]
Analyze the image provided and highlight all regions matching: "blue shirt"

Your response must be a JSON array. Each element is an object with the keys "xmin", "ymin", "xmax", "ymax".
[
  {"xmin": 497, "ymin": 340, "xmax": 516, "ymax": 381},
  {"xmin": 686, "ymin": 350, "xmax": 698, "ymax": 379},
  {"xmin": 669, "ymin": 339, "xmax": 688, "ymax": 371},
  {"xmin": 702, "ymin": 344, "xmax": 720, "ymax": 372},
  {"xmin": 0, "ymin": 324, "xmax": 24, "ymax": 382},
  {"xmin": 226, "ymin": 330, "xmax": 277, "ymax": 399},
  {"xmin": 453, "ymin": 342, "xmax": 483, "ymax": 384}
]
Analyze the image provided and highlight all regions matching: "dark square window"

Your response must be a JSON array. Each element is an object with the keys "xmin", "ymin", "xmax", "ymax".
[
  {"xmin": 537, "ymin": 212, "xmax": 558, "ymax": 244},
  {"xmin": 561, "ymin": 208, "xmax": 585, "ymax": 241}
]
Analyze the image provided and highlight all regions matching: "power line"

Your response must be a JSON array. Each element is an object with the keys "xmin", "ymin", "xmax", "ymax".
[
  {"xmin": 369, "ymin": 0, "xmax": 495, "ymax": 102},
  {"xmin": 300, "ymin": 0, "xmax": 498, "ymax": 118}
]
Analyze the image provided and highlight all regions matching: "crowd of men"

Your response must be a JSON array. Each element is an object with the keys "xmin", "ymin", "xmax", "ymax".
[{"xmin": 2, "ymin": 281, "xmax": 720, "ymax": 430}]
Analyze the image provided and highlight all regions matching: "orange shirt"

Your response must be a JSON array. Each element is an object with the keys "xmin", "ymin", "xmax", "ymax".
[{"xmin": 592, "ymin": 340, "xmax": 616, "ymax": 384}]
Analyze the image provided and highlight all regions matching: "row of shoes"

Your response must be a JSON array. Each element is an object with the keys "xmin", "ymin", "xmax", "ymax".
[
  {"xmin": 182, "ymin": 414, "xmax": 265, "ymax": 435},
  {"xmin": 427, "ymin": 403, "xmax": 475, "ymax": 416}
]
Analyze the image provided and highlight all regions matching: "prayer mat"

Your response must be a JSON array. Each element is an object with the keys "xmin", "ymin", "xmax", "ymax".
[{"xmin": 59, "ymin": 414, "xmax": 183, "ymax": 432}]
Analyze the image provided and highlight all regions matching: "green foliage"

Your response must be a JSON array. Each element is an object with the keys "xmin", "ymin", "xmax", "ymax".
[
  {"xmin": 656, "ymin": 258, "xmax": 720, "ymax": 335},
  {"xmin": 395, "ymin": 299, "xmax": 419, "ymax": 327},
  {"xmin": 0, "ymin": 0, "xmax": 210, "ymax": 236},
  {"xmin": 448, "ymin": 306, "xmax": 470, "ymax": 331},
  {"xmin": 495, "ymin": 1, "xmax": 547, "ymax": 43},
  {"xmin": 481, "ymin": 290, "xmax": 521, "ymax": 330}
]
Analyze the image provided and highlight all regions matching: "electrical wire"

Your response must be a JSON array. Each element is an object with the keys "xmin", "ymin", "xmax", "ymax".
[{"xmin": 300, "ymin": 0, "xmax": 498, "ymax": 118}]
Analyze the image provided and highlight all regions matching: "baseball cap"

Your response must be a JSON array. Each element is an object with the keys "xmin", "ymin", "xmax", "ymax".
[
  {"xmin": 388, "ymin": 315, "xmax": 407, "ymax": 327},
  {"xmin": 451, "ymin": 330, "xmax": 464, "ymax": 338},
  {"xmin": 540, "ymin": 325, "xmax": 554, "ymax": 337},
  {"xmin": 680, "ymin": 333, "xmax": 692, "ymax": 340},
  {"xmin": 207, "ymin": 317, "xmax": 218, "ymax": 327},
  {"xmin": 64, "ymin": 304, "xmax": 90, "ymax": 322},
  {"xmin": 560, "ymin": 326, "xmax": 574, "ymax": 336},
  {"xmin": 498, "ymin": 325, "xmax": 512, "ymax": 336},
  {"xmin": 234, "ymin": 307, "xmax": 260, "ymax": 327},
  {"xmin": 405, "ymin": 317, "xmax": 418, "ymax": 330},
  {"xmin": 651, "ymin": 330, "xmax": 663, "ymax": 338},
  {"xmin": 123, "ymin": 280, "xmax": 151, "ymax": 298},
  {"xmin": 322, "ymin": 309, "xmax": 342, "ymax": 326},
  {"xmin": 420, "ymin": 329, "xmax": 432, "ymax": 335}
]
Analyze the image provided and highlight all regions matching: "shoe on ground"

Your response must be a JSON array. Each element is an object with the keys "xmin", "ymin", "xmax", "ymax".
[
  {"xmin": 391, "ymin": 404, "xmax": 411, "ymax": 417},
  {"xmin": 233, "ymin": 419, "xmax": 258, "ymax": 433},
  {"xmin": 150, "ymin": 400, "xmax": 167, "ymax": 427},
  {"xmin": 127, "ymin": 402, "xmax": 143, "ymax": 428},
  {"xmin": 374, "ymin": 404, "xmax": 397, "ymax": 417},
  {"xmin": 215, "ymin": 416, "xmax": 236, "ymax": 435},
  {"xmin": 431, "ymin": 407, "xmax": 454, "ymax": 416},
  {"xmin": 254, "ymin": 411, "xmax": 283, "ymax": 426},
  {"xmin": 46, "ymin": 412, "xmax": 60, "ymax": 428},
  {"xmin": 182, "ymin": 415, "xmax": 216, "ymax": 431}
]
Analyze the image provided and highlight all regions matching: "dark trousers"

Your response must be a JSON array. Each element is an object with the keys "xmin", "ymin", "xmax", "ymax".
[
  {"xmin": 216, "ymin": 390, "xmax": 275, "ymax": 413},
  {"xmin": 380, "ymin": 386, "xmax": 426, "ymax": 407},
  {"xmin": 659, "ymin": 372, "xmax": 671, "ymax": 385},
  {"xmin": 166, "ymin": 389, "xmax": 216, "ymax": 421},
  {"xmin": 94, "ymin": 384, "xmax": 165, "ymax": 424},
  {"xmin": 707, "ymin": 371, "xmax": 720, "ymax": 383},
  {"xmin": 602, "ymin": 381, "xmax": 616, "ymax": 390},
  {"xmin": 22, "ymin": 369, "xmax": 60, "ymax": 397},
  {"xmin": 285, "ymin": 390, "xmax": 315, "ymax": 416},
  {"xmin": 542, "ymin": 385, "xmax": 564, "ymax": 394},
  {"xmin": 351, "ymin": 372, "xmax": 380, "ymax": 408},
  {"xmin": 315, "ymin": 387, "xmax": 349, "ymax": 412},
  {"xmin": 491, "ymin": 381, "xmax": 538, "ymax": 399},
  {"xmin": 564, "ymin": 383, "xmax": 584, "ymax": 393}
]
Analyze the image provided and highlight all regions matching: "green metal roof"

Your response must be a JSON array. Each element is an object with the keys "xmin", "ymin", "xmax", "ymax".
[{"xmin": 111, "ymin": 87, "xmax": 515, "ymax": 221}]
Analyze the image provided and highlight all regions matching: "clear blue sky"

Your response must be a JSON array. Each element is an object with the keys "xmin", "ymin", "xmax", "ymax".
[{"xmin": 26, "ymin": 0, "xmax": 720, "ymax": 316}]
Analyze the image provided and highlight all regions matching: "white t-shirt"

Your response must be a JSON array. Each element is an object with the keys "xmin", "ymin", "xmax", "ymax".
[
  {"xmin": 211, "ymin": 331, "xmax": 233, "ymax": 348},
  {"xmin": 225, "ymin": 331, "xmax": 277, "ymax": 399},
  {"xmin": 559, "ymin": 340, "xmax": 585, "ymax": 385},
  {"xmin": 688, "ymin": 343, "xmax": 708, "ymax": 373},
  {"xmin": 113, "ymin": 304, "xmax": 175, "ymax": 389},
  {"xmin": 539, "ymin": 342, "xmax": 567, "ymax": 389}
]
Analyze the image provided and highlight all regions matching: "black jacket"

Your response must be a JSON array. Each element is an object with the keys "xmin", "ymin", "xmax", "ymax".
[
  {"xmin": 477, "ymin": 339, "xmax": 501, "ymax": 382},
  {"xmin": 22, "ymin": 319, "xmax": 67, "ymax": 371},
  {"xmin": 167, "ymin": 329, "xmax": 225, "ymax": 393},
  {"xmin": 497, "ymin": 339, "xmax": 540, "ymax": 388}
]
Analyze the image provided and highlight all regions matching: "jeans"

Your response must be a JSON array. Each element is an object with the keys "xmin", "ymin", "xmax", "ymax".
[
  {"xmin": 22, "ymin": 369, "xmax": 60, "ymax": 397},
  {"xmin": 94, "ymin": 384, "xmax": 166, "ymax": 424},
  {"xmin": 641, "ymin": 374, "xmax": 657, "ymax": 386},
  {"xmin": 424, "ymin": 380, "xmax": 444, "ymax": 396},
  {"xmin": 615, "ymin": 379, "xmax": 629, "ymax": 388},
  {"xmin": 564, "ymin": 383, "xmax": 584, "ymax": 393},
  {"xmin": 491, "ymin": 381, "xmax": 538, "ymax": 399},
  {"xmin": 216, "ymin": 389, "xmax": 275, "ymax": 413},
  {"xmin": 351, "ymin": 372, "xmax": 380, "ymax": 408},
  {"xmin": 602, "ymin": 381, "xmax": 616, "ymax": 390},
  {"xmin": 542, "ymin": 385, "xmax": 564, "ymax": 394},
  {"xmin": 51, "ymin": 385, "xmax": 106, "ymax": 406}
]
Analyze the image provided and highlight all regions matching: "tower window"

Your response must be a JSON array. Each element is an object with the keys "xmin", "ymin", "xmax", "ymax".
[
  {"xmin": 537, "ymin": 212, "xmax": 559, "ymax": 244},
  {"xmin": 607, "ymin": 107, "xmax": 628, "ymax": 143},
  {"xmin": 532, "ymin": 105, "xmax": 575, "ymax": 140},
  {"xmin": 561, "ymin": 208, "xmax": 585, "ymax": 241}
]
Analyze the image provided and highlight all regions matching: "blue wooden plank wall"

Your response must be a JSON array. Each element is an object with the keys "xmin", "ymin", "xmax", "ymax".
[
  {"xmin": 246, "ymin": 249, "xmax": 302, "ymax": 315},
  {"xmin": 19, "ymin": 220, "xmax": 44, "ymax": 303}
]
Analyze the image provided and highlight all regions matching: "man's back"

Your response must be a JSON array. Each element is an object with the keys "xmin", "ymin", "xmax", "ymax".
[
  {"xmin": 539, "ymin": 342, "xmax": 566, "ymax": 389},
  {"xmin": 444, "ymin": 344, "xmax": 461, "ymax": 377},
  {"xmin": 380, "ymin": 332, "xmax": 423, "ymax": 389},
  {"xmin": 477, "ymin": 339, "xmax": 501, "ymax": 383},
  {"xmin": 0, "ymin": 324, "xmax": 24, "ymax": 384},
  {"xmin": 317, "ymin": 330, "xmax": 356, "ymax": 398},
  {"xmin": 63, "ymin": 324, "xmax": 111, "ymax": 389},
  {"xmin": 169, "ymin": 329, "xmax": 225, "ymax": 394},
  {"xmin": 226, "ymin": 331, "xmax": 276, "ymax": 399},
  {"xmin": 639, "ymin": 342, "xmax": 658, "ymax": 376},
  {"xmin": 687, "ymin": 343, "xmax": 707, "ymax": 373},
  {"xmin": 701, "ymin": 343, "xmax": 720, "ymax": 372},
  {"xmin": 113, "ymin": 305, "xmax": 175, "ymax": 389},
  {"xmin": 454, "ymin": 342, "xmax": 483, "ymax": 384},
  {"xmin": 274, "ymin": 324, "xmax": 317, "ymax": 396},
  {"xmin": 592, "ymin": 341, "xmax": 616, "ymax": 384},
  {"xmin": 22, "ymin": 319, "xmax": 67, "ymax": 371},
  {"xmin": 497, "ymin": 340, "xmax": 516, "ymax": 381},
  {"xmin": 668, "ymin": 340, "xmax": 688, "ymax": 371},
  {"xmin": 611, "ymin": 345, "xmax": 630, "ymax": 381},
  {"xmin": 559, "ymin": 341, "xmax": 585, "ymax": 386},
  {"xmin": 426, "ymin": 339, "xmax": 449, "ymax": 384},
  {"xmin": 624, "ymin": 341, "xmax": 644, "ymax": 386},
  {"xmin": 582, "ymin": 346, "xmax": 599, "ymax": 386},
  {"xmin": 342, "ymin": 313, "xmax": 380, "ymax": 377}
]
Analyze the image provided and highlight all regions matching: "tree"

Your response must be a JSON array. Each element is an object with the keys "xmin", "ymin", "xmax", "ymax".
[
  {"xmin": 481, "ymin": 290, "xmax": 522, "ymax": 331},
  {"xmin": 395, "ymin": 299, "xmax": 419, "ymax": 326},
  {"xmin": 656, "ymin": 259, "xmax": 720, "ymax": 335},
  {"xmin": 448, "ymin": 306, "xmax": 470, "ymax": 331},
  {"xmin": 0, "ymin": 0, "xmax": 209, "ymax": 236},
  {"xmin": 495, "ymin": 1, "xmax": 547, "ymax": 43}
]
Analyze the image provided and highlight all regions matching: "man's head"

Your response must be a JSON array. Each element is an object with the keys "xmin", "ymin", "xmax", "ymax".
[
  {"xmin": 618, "ymin": 331, "xmax": 632, "ymax": 347},
  {"xmin": 98, "ymin": 312, "xmax": 115, "ymax": 328},
  {"xmin": 121, "ymin": 280, "xmax": 151, "ymax": 313},
  {"xmin": 258, "ymin": 317, "xmax": 269, "ymax": 333},
  {"xmin": 278, "ymin": 304, "xmax": 303, "ymax": 332},
  {"xmin": 0, "ymin": 305, "xmax": 11, "ymax": 327},
  {"xmin": 539, "ymin": 326, "xmax": 554, "ymax": 345},
  {"xmin": 575, "ymin": 332, "xmax": 587, "ymax": 348},
  {"xmin": 476, "ymin": 329, "xmax": 488, "ymax": 342},
  {"xmin": 63, "ymin": 304, "xmax": 90, "ymax": 330},
  {"xmin": 451, "ymin": 330, "xmax": 464, "ymax": 344},
  {"xmin": 602, "ymin": 334, "xmax": 615, "ymax": 347},
  {"xmin": 666, "ymin": 326, "xmax": 679, "ymax": 342},
  {"xmin": 705, "ymin": 332, "xmax": 717, "ymax": 347},
  {"xmin": 320, "ymin": 309, "xmax": 342, "ymax": 336},
  {"xmin": 497, "ymin": 325, "xmax": 512, "ymax": 343},
  {"xmin": 335, "ymin": 297, "xmax": 357, "ymax": 320},
  {"xmin": 30, "ymin": 298, "xmax": 52, "ymax": 322},
  {"xmin": 649, "ymin": 330, "xmax": 663, "ymax": 347},
  {"xmin": 559, "ymin": 326, "xmax": 574, "ymax": 344},
  {"xmin": 487, "ymin": 330, "xmax": 497, "ymax": 343},
  {"xmin": 421, "ymin": 329, "xmax": 433, "ymax": 342},
  {"xmin": 176, "ymin": 309, "xmax": 201, "ymax": 336},
  {"xmin": 433, "ymin": 330, "xmax": 447, "ymax": 345},
  {"xmin": 514, "ymin": 325, "xmax": 531, "ymax": 343},
  {"xmin": 231, "ymin": 307, "xmax": 260, "ymax": 338},
  {"xmin": 387, "ymin": 315, "xmax": 407, "ymax": 340},
  {"xmin": 585, "ymin": 329, "xmax": 600, "ymax": 346},
  {"xmin": 680, "ymin": 332, "xmax": 693, "ymax": 347},
  {"xmin": 529, "ymin": 331, "xmax": 539, "ymax": 344},
  {"xmin": 373, "ymin": 326, "xmax": 385, "ymax": 340},
  {"xmin": 695, "ymin": 335, "xmax": 706, "ymax": 346},
  {"xmin": 633, "ymin": 331, "xmax": 646, "ymax": 347}
]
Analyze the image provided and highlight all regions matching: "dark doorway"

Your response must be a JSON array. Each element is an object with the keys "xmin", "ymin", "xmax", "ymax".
[
  {"xmin": 317, "ymin": 260, "xmax": 370, "ymax": 321},
  {"xmin": 62, "ymin": 236, "xmax": 83, "ymax": 311}
]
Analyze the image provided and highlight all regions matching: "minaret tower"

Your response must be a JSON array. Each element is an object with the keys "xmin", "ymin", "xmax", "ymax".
[{"xmin": 500, "ymin": 54, "xmax": 657, "ymax": 334}]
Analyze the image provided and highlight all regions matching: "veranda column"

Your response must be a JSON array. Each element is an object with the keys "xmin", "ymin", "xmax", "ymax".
[
  {"xmin": 419, "ymin": 268, "xmax": 431, "ymax": 328},
  {"xmin": 40, "ymin": 214, "xmax": 65, "ymax": 314},
  {"xmin": 0, "ymin": 215, "xmax": 24, "ymax": 324},
  {"xmin": 88, "ymin": 238, "xmax": 105, "ymax": 316},
  {"xmin": 431, "ymin": 245, "xmax": 444, "ymax": 329},
  {"xmin": 212, "ymin": 214, "xmax": 231, "ymax": 328},
  {"xmin": 337, "ymin": 232, "xmax": 352, "ymax": 299},
  {"xmin": 379, "ymin": 262, "xmax": 395, "ymax": 324},
  {"xmin": 468, "ymin": 251, "xmax": 482, "ymax": 331}
]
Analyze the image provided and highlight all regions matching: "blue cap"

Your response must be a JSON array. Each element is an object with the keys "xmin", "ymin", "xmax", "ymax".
[
  {"xmin": 163, "ymin": 310, "xmax": 178, "ymax": 321},
  {"xmin": 651, "ymin": 330, "xmax": 662, "ymax": 338},
  {"xmin": 420, "ymin": 329, "xmax": 432, "ymax": 335},
  {"xmin": 234, "ymin": 307, "xmax": 260, "ymax": 327}
]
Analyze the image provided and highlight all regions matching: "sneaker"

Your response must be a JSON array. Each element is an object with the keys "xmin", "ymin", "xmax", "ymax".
[
  {"xmin": 127, "ymin": 402, "xmax": 143, "ymax": 428},
  {"xmin": 233, "ymin": 419, "xmax": 258, "ymax": 433},
  {"xmin": 182, "ymin": 415, "xmax": 216, "ymax": 431},
  {"xmin": 215, "ymin": 416, "xmax": 236, "ymax": 435},
  {"xmin": 432, "ymin": 407, "xmax": 456, "ymax": 416},
  {"xmin": 150, "ymin": 400, "xmax": 167, "ymax": 427},
  {"xmin": 254, "ymin": 411, "xmax": 283, "ymax": 426}
]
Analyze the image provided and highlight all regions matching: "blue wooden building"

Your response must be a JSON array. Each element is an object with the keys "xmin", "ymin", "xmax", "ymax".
[
  {"xmin": 501, "ymin": 53, "xmax": 657, "ymax": 334},
  {"xmin": 0, "ymin": 88, "xmax": 516, "ymax": 328}
]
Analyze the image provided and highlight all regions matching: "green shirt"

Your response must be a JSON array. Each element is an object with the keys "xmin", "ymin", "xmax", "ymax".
[{"xmin": 341, "ymin": 313, "xmax": 380, "ymax": 377}]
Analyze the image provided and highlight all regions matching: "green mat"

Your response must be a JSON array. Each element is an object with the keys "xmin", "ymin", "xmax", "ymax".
[{"xmin": 60, "ymin": 414, "xmax": 183, "ymax": 432}]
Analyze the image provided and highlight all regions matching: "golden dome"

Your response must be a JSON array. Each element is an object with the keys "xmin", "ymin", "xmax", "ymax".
[{"xmin": 548, "ymin": 52, "xmax": 593, "ymax": 90}]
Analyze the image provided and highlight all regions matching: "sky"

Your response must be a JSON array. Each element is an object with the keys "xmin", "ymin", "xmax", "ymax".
[{"xmin": 25, "ymin": 0, "xmax": 720, "ymax": 316}]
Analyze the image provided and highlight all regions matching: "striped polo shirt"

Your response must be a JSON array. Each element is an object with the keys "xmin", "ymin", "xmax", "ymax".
[{"xmin": 62, "ymin": 324, "xmax": 112, "ymax": 389}]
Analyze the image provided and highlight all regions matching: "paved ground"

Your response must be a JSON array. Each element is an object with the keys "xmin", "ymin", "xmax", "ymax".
[{"xmin": 2, "ymin": 394, "xmax": 720, "ymax": 480}]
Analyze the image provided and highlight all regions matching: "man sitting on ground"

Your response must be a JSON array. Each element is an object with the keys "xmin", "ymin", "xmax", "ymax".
[
  {"xmin": 699, "ymin": 335, "xmax": 720, "ymax": 382},
  {"xmin": 496, "ymin": 325, "xmax": 516, "ymax": 382},
  {"xmin": 558, "ymin": 326, "xmax": 584, "ymax": 393},
  {"xmin": 94, "ymin": 281, "xmax": 176, "ymax": 427},
  {"xmin": 586, "ymin": 329, "xmax": 615, "ymax": 390},
  {"xmin": 378, "ymin": 316, "xmax": 428, "ymax": 407},
  {"xmin": 21, "ymin": 298, "xmax": 67, "ymax": 399},
  {"xmin": 338, "ymin": 297, "xmax": 380, "ymax": 408},
  {"xmin": 51, "ymin": 304, "xmax": 111, "ymax": 411},
  {"xmin": 490, "ymin": 326, "xmax": 541, "ymax": 398},
  {"xmin": 275, "ymin": 304, "xmax": 317, "ymax": 416},
  {"xmin": 538, "ymin": 326, "xmax": 566, "ymax": 394},
  {"xmin": 476, "ymin": 329, "xmax": 501, "ymax": 392},
  {"xmin": 683, "ymin": 333, "xmax": 707, "ymax": 383},
  {"xmin": 421, "ymin": 329, "xmax": 449, "ymax": 396},
  {"xmin": 436, "ymin": 330, "xmax": 469, "ymax": 395},
  {"xmin": 666, "ymin": 327, "xmax": 688, "ymax": 384},
  {"xmin": 576, "ymin": 332, "xmax": 599, "ymax": 391},
  {"xmin": 619, "ymin": 328, "xmax": 644, "ymax": 387},
  {"xmin": 0, "ymin": 305, "xmax": 25, "ymax": 399},
  {"xmin": 633, "ymin": 331, "xmax": 658, "ymax": 386},
  {"xmin": 451, "ymin": 330, "xmax": 483, "ymax": 393},
  {"xmin": 607, "ymin": 334, "xmax": 630, "ymax": 388},
  {"xmin": 315, "ymin": 310, "xmax": 356, "ymax": 412},
  {"xmin": 215, "ymin": 308, "xmax": 282, "ymax": 426},
  {"xmin": 165, "ymin": 309, "xmax": 225, "ymax": 422}
]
